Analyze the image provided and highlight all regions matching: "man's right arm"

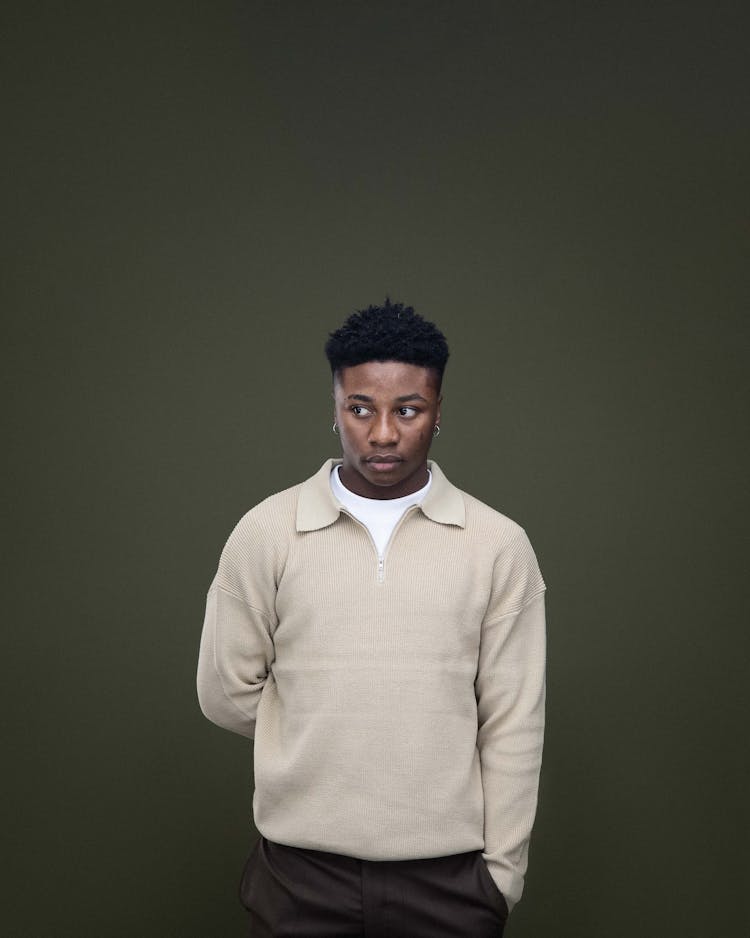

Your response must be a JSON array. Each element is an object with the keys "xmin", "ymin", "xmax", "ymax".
[
  {"xmin": 196, "ymin": 579, "xmax": 275, "ymax": 738},
  {"xmin": 197, "ymin": 508, "xmax": 279, "ymax": 738}
]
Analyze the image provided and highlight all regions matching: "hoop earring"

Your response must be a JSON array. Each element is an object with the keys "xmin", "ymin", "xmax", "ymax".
[
  {"xmin": 332, "ymin": 422, "xmax": 339, "ymax": 434},
  {"xmin": 433, "ymin": 425, "xmax": 440, "ymax": 437}
]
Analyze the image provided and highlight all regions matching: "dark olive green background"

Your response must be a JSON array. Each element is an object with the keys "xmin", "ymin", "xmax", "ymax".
[{"xmin": 4, "ymin": 2, "xmax": 747, "ymax": 936}]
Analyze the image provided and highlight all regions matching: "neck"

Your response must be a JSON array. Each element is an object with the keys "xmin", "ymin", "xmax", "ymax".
[{"xmin": 338, "ymin": 463, "xmax": 430, "ymax": 500}]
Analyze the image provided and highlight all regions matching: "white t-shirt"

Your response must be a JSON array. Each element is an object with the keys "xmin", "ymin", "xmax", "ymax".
[{"xmin": 329, "ymin": 464, "xmax": 432, "ymax": 558}]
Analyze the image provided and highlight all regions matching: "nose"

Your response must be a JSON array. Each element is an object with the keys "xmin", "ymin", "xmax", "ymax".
[{"xmin": 369, "ymin": 412, "xmax": 399, "ymax": 446}]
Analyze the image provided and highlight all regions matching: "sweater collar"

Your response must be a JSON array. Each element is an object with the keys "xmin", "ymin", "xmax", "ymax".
[{"xmin": 296, "ymin": 458, "xmax": 466, "ymax": 532}]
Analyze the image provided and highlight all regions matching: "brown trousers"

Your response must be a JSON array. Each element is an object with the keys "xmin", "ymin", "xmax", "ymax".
[{"xmin": 239, "ymin": 836, "xmax": 508, "ymax": 938}]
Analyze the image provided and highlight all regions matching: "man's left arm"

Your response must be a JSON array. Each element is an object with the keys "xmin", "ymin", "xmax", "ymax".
[{"xmin": 475, "ymin": 529, "xmax": 547, "ymax": 914}]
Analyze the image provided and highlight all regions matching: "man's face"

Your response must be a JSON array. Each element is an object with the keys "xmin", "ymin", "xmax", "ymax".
[{"xmin": 333, "ymin": 360, "xmax": 442, "ymax": 499}]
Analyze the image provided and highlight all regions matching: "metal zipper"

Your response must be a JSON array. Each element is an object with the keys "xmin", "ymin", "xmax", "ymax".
[
  {"xmin": 339, "ymin": 505, "xmax": 418, "ymax": 583},
  {"xmin": 374, "ymin": 505, "xmax": 419, "ymax": 583}
]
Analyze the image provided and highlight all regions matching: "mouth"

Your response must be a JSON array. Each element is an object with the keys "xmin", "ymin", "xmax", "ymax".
[{"xmin": 364, "ymin": 455, "xmax": 403, "ymax": 472}]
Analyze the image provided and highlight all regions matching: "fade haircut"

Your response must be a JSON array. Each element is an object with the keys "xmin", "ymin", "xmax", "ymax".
[{"xmin": 325, "ymin": 299, "xmax": 450, "ymax": 389}]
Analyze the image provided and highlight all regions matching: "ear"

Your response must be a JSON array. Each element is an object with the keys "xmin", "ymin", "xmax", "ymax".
[{"xmin": 436, "ymin": 395, "xmax": 442, "ymax": 427}]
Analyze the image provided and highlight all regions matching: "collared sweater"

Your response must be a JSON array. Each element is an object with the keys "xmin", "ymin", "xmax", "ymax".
[{"xmin": 197, "ymin": 458, "xmax": 547, "ymax": 911}]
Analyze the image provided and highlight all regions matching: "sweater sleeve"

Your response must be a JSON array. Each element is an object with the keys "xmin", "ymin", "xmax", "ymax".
[
  {"xmin": 196, "ymin": 511, "xmax": 278, "ymax": 739},
  {"xmin": 475, "ymin": 529, "xmax": 547, "ymax": 913},
  {"xmin": 196, "ymin": 582, "xmax": 275, "ymax": 738}
]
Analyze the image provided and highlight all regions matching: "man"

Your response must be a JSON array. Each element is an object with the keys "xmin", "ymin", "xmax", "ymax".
[{"xmin": 197, "ymin": 300, "xmax": 547, "ymax": 937}]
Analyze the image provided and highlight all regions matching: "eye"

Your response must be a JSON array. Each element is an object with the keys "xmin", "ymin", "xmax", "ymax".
[
  {"xmin": 398, "ymin": 406, "xmax": 419, "ymax": 418},
  {"xmin": 350, "ymin": 405, "xmax": 372, "ymax": 417}
]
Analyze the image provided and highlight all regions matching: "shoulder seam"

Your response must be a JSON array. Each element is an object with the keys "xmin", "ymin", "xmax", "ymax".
[
  {"xmin": 208, "ymin": 582, "xmax": 274, "ymax": 626},
  {"xmin": 483, "ymin": 586, "xmax": 546, "ymax": 626}
]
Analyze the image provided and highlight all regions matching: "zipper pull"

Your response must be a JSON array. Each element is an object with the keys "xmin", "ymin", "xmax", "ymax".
[{"xmin": 377, "ymin": 557, "xmax": 384, "ymax": 582}]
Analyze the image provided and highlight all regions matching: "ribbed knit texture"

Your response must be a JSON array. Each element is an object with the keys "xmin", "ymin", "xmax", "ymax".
[{"xmin": 197, "ymin": 459, "xmax": 546, "ymax": 912}]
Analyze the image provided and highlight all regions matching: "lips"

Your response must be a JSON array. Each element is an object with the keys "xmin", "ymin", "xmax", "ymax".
[{"xmin": 364, "ymin": 455, "xmax": 403, "ymax": 471}]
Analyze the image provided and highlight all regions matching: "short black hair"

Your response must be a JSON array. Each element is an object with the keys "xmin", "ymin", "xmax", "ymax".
[{"xmin": 325, "ymin": 299, "xmax": 450, "ymax": 387}]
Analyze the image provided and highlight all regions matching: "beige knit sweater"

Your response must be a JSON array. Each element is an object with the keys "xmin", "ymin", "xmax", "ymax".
[{"xmin": 197, "ymin": 458, "xmax": 546, "ymax": 911}]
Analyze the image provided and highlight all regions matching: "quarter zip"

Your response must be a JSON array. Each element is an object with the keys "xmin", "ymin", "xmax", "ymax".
[
  {"xmin": 376, "ymin": 505, "xmax": 418, "ymax": 583},
  {"xmin": 339, "ymin": 505, "xmax": 419, "ymax": 583}
]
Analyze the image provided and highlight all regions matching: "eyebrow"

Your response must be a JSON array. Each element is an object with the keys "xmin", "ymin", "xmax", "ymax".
[{"xmin": 346, "ymin": 393, "xmax": 428, "ymax": 403}]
